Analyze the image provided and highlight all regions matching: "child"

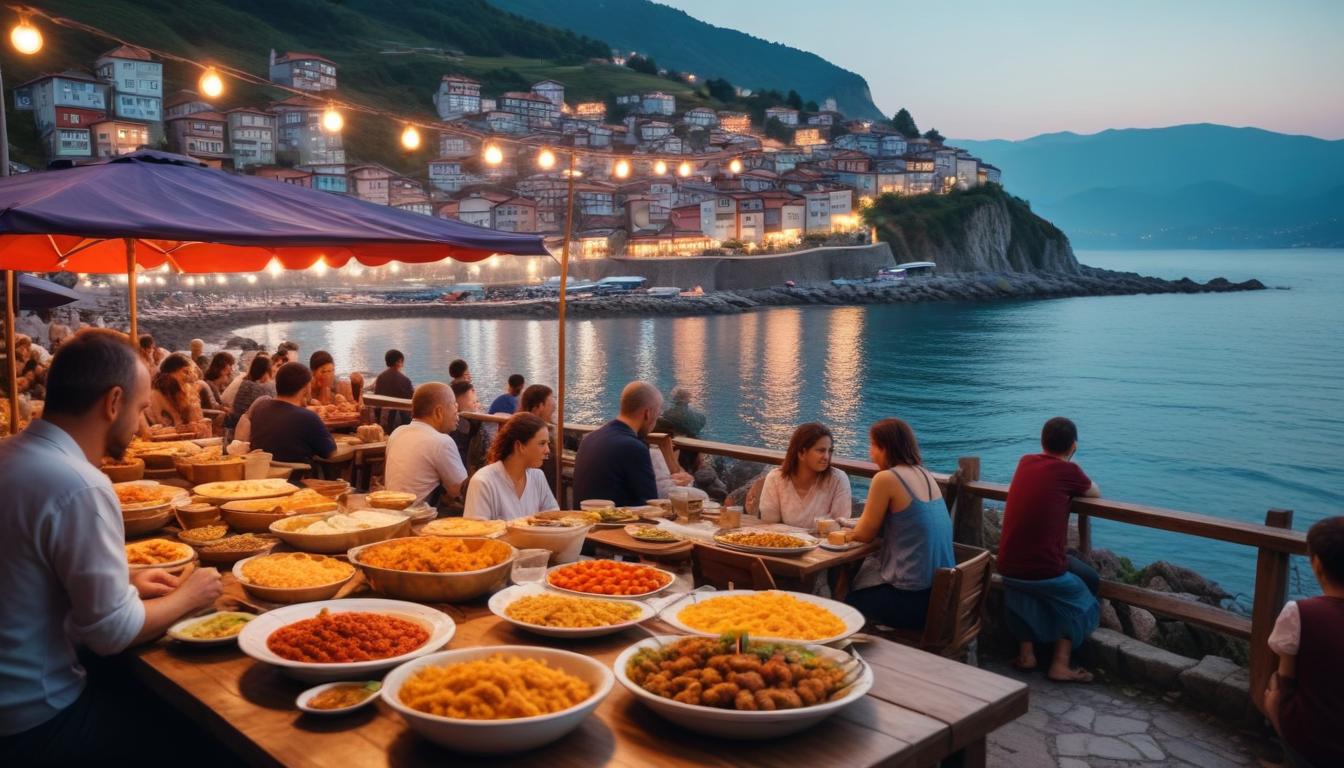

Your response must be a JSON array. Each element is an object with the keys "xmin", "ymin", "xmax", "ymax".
[{"xmin": 1264, "ymin": 516, "xmax": 1344, "ymax": 767}]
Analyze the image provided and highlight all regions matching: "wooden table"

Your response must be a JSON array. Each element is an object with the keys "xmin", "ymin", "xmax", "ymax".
[{"xmin": 128, "ymin": 600, "xmax": 1026, "ymax": 768}]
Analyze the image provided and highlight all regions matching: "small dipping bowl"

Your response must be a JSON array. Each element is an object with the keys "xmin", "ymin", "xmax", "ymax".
[{"xmin": 296, "ymin": 681, "xmax": 382, "ymax": 715}]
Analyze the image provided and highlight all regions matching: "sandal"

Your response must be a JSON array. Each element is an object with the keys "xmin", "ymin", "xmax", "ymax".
[{"xmin": 1047, "ymin": 667, "xmax": 1094, "ymax": 683}]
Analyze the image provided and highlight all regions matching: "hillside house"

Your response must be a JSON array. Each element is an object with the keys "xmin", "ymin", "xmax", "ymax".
[
  {"xmin": 272, "ymin": 96, "xmax": 345, "ymax": 166},
  {"xmin": 834, "ymin": 133, "xmax": 881, "ymax": 155},
  {"xmin": 226, "ymin": 108, "xmax": 276, "ymax": 168},
  {"xmin": 500, "ymin": 92, "xmax": 559, "ymax": 127},
  {"xmin": 492, "ymin": 197, "xmax": 539, "ymax": 232},
  {"xmin": 252, "ymin": 166, "xmax": 313, "ymax": 188},
  {"xmin": 428, "ymin": 159, "xmax": 473, "ymax": 192},
  {"xmin": 456, "ymin": 191, "xmax": 512, "ymax": 228},
  {"xmin": 793, "ymin": 127, "xmax": 827, "ymax": 147},
  {"xmin": 95, "ymin": 46, "xmax": 163, "ymax": 137},
  {"xmin": 299, "ymin": 163, "xmax": 348, "ymax": 194},
  {"xmin": 530, "ymin": 80, "xmax": 565, "ymax": 110},
  {"xmin": 717, "ymin": 112, "xmax": 751, "ymax": 134},
  {"xmin": 484, "ymin": 110, "xmax": 529, "ymax": 134},
  {"xmin": 390, "ymin": 178, "xmax": 432, "ymax": 215},
  {"xmin": 683, "ymin": 107, "xmax": 716, "ymax": 128},
  {"xmin": 765, "ymin": 106, "xmax": 799, "ymax": 126},
  {"xmin": 268, "ymin": 50, "xmax": 337, "ymax": 92},
  {"xmin": 164, "ymin": 90, "xmax": 214, "ymax": 121},
  {"xmin": 16, "ymin": 72, "xmax": 107, "ymax": 158},
  {"xmin": 640, "ymin": 92, "xmax": 675, "ymax": 115},
  {"xmin": 762, "ymin": 192, "xmax": 807, "ymax": 245},
  {"xmin": 348, "ymin": 164, "xmax": 396, "ymax": 206},
  {"xmin": 437, "ymin": 134, "xmax": 476, "ymax": 158},
  {"xmin": 626, "ymin": 223, "xmax": 714, "ymax": 258},
  {"xmin": 806, "ymin": 111, "xmax": 842, "ymax": 127},
  {"xmin": 573, "ymin": 101, "xmax": 606, "ymax": 122},
  {"xmin": 434, "ymin": 75, "xmax": 482, "ymax": 121},
  {"xmin": 982, "ymin": 164, "xmax": 1002, "ymax": 184},
  {"xmin": 879, "ymin": 134, "xmax": 908, "ymax": 157},
  {"xmin": 167, "ymin": 111, "xmax": 228, "ymax": 163},
  {"xmin": 91, "ymin": 119, "xmax": 149, "ymax": 158},
  {"xmin": 956, "ymin": 152, "xmax": 980, "ymax": 189}
]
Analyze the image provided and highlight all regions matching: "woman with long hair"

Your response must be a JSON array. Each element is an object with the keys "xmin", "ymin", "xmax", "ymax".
[
  {"xmin": 203, "ymin": 351, "xmax": 236, "ymax": 403},
  {"xmin": 845, "ymin": 417, "xmax": 955, "ymax": 631},
  {"xmin": 147, "ymin": 354, "xmax": 202, "ymax": 427},
  {"xmin": 226, "ymin": 353, "xmax": 275, "ymax": 428},
  {"xmin": 308, "ymin": 350, "xmax": 364, "ymax": 406},
  {"xmin": 463, "ymin": 412, "xmax": 559, "ymax": 521},
  {"xmin": 758, "ymin": 422, "xmax": 853, "ymax": 528}
]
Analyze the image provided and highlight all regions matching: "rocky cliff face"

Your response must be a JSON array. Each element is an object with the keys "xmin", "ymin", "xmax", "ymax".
[{"xmin": 872, "ymin": 185, "xmax": 1081, "ymax": 274}]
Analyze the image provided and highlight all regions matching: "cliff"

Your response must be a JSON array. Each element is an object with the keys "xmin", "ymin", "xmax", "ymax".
[{"xmin": 865, "ymin": 185, "xmax": 1080, "ymax": 274}]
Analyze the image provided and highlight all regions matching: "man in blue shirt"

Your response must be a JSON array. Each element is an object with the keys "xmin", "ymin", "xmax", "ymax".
[
  {"xmin": 488, "ymin": 373, "xmax": 525, "ymax": 416},
  {"xmin": 572, "ymin": 381, "xmax": 662, "ymax": 506},
  {"xmin": 248, "ymin": 363, "xmax": 337, "ymax": 463}
]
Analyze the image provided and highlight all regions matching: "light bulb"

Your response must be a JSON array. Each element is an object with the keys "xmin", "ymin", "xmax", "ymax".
[
  {"xmin": 400, "ymin": 124, "xmax": 421, "ymax": 150},
  {"xmin": 245, "ymin": 274, "xmax": 258, "ymax": 284},
  {"xmin": 729, "ymin": 158, "xmax": 743, "ymax": 174},
  {"xmin": 613, "ymin": 159, "xmax": 631, "ymax": 179},
  {"xmin": 537, "ymin": 148, "xmax": 556, "ymax": 170},
  {"xmin": 199, "ymin": 67, "xmax": 224, "ymax": 99},
  {"xmin": 321, "ymin": 106, "xmax": 343, "ymax": 133},
  {"xmin": 678, "ymin": 161, "xmax": 692, "ymax": 177},
  {"xmin": 483, "ymin": 144, "xmax": 503, "ymax": 165},
  {"xmin": 654, "ymin": 160, "xmax": 667, "ymax": 176},
  {"xmin": 10, "ymin": 19, "xmax": 41, "ymax": 55}
]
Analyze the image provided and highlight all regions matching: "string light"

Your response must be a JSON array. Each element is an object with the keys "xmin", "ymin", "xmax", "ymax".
[
  {"xmin": 321, "ymin": 105, "xmax": 343, "ymax": 133},
  {"xmin": 653, "ymin": 160, "xmax": 667, "ymax": 176},
  {"xmin": 729, "ymin": 158, "xmax": 743, "ymax": 174},
  {"xmin": 536, "ymin": 148, "xmax": 556, "ymax": 170},
  {"xmin": 678, "ymin": 161, "xmax": 692, "ymax": 177},
  {"xmin": 245, "ymin": 274, "xmax": 258, "ymax": 284},
  {"xmin": 267, "ymin": 260, "xmax": 282, "ymax": 278},
  {"xmin": 199, "ymin": 66, "xmax": 224, "ymax": 99},
  {"xmin": 400, "ymin": 124, "xmax": 421, "ymax": 150},
  {"xmin": 9, "ymin": 15, "xmax": 42, "ymax": 55},
  {"xmin": 483, "ymin": 144, "xmax": 504, "ymax": 165},
  {"xmin": 613, "ymin": 159, "xmax": 631, "ymax": 179}
]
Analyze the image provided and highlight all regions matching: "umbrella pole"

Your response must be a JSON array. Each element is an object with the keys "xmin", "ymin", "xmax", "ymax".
[
  {"xmin": 5, "ymin": 270, "xmax": 18, "ymax": 434},
  {"xmin": 125, "ymin": 238, "xmax": 138, "ymax": 342},
  {"xmin": 554, "ymin": 151, "xmax": 577, "ymax": 503}
]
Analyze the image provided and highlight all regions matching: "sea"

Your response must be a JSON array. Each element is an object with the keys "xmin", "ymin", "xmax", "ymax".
[{"xmin": 233, "ymin": 249, "xmax": 1344, "ymax": 601}]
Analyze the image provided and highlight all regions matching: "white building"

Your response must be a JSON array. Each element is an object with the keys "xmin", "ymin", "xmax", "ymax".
[
  {"xmin": 433, "ymin": 75, "xmax": 481, "ymax": 121},
  {"xmin": 683, "ymin": 107, "xmax": 716, "ymax": 127},
  {"xmin": 94, "ymin": 46, "xmax": 163, "ymax": 138},
  {"xmin": 530, "ymin": 79, "xmax": 565, "ymax": 110},
  {"xmin": 641, "ymin": 91, "xmax": 675, "ymax": 116},
  {"xmin": 226, "ymin": 108, "xmax": 276, "ymax": 168},
  {"xmin": 268, "ymin": 50, "xmax": 337, "ymax": 91},
  {"xmin": 765, "ymin": 106, "xmax": 799, "ymax": 126}
]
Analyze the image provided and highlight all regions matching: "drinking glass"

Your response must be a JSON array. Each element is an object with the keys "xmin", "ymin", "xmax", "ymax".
[
  {"xmin": 669, "ymin": 488, "xmax": 690, "ymax": 520},
  {"xmin": 511, "ymin": 548, "xmax": 551, "ymax": 585}
]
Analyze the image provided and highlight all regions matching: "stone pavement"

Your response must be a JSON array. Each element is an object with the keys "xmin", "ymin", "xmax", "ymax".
[{"xmin": 983, "ymin": 659, "xmax": 1282, "ymax": 768}]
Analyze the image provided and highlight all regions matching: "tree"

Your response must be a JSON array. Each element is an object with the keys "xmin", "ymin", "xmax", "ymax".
[
  {"xmin": 705, "ymin": 77, "xmax": 736, "ymax": 102},
  {"xmin": 804, "ymin": 100, "xmax": 819, "ymax": 113},
  {"xmin": 625, "ymin": 54, "xmax": 658, "ymax": 75},
  {"xmin": 923, "ymin": 127, "xmax": 945, "ymax": 143},
  {"xmin": 764, "ymin": 117, "xmax": 792, "ymax": 144},
  {"xmin": 605, "ymin": 96, "xmax": 631, "ymax": 124},
  {"xmin": 891, "ymin": 107, "xmax": 919, "ymax": 139},
  {"xmin": 786, "ymin": 89, "xmax": 803, "ymax": 110}
]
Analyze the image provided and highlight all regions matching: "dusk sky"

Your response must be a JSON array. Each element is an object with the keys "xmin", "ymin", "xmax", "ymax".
[{"xmin": 658, "ymin": 0, "xmax": 1344, "ymax": 141}]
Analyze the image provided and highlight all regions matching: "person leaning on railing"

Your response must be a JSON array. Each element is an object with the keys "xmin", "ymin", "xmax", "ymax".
[{"xmin": 1264, "ymin": 516, "xmax": 1344, "ymax": 768}]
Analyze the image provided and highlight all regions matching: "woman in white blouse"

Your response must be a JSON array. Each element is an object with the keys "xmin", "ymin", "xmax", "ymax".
[
  {"xmin": 759, "ymin": 422, "xmax": 852, "ymax": 528},
  {"xmin": 464, "ymin": 412, "xmax": 560, "ymax": 521}
]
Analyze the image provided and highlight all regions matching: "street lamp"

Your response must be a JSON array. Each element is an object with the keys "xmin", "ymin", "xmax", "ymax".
[
  {"xmin": 9, "ymin": 17, "xmax": 41, "ymax": 56},
  {"xmin": 677, "ymin": 161, "xmax": 692, "ymax": 178},
  {"xmin": 399, "ymin": 124, "xmax": 421, "ymax": 151},
  {"xmin": 613, "ymin": 159, "xmax": 631, "ymax": 179},
  {"xmin": 653, "ymin": 160, "xmax": 667, "ymax": 176},
  {"xmin": 321, "ymin": 105, "xmax": 343, "ymax": 133},
  {"xmin": 199, "ymin": 67, "xmax": 224, "ymax": 99},
  {"xmin": 482, "ymin": 144, "xmax": 504, "ymax": 165}
]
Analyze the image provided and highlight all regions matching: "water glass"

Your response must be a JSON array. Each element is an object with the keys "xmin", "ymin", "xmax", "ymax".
[
  {"xmin": 511, "ymin": 548, "xmax": 551, "ymax": 585},
  {"xmin": 669, "ymin": 488, "xmax": 691, "ymax": 520}
]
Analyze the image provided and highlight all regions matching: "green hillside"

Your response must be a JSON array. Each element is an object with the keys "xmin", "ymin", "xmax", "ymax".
[{"xmin": 3, "ymin": 0, "xmax": 672, "ymax": 173}]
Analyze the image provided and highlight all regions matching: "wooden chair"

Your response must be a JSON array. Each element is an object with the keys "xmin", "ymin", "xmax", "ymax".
[
  {"xmin": 691, "ymin": 542, "xmax": 777, "ymax": 591},
  {"xmin": 870, "ymin": 543, "xmax": 993, "ymax": 660}
]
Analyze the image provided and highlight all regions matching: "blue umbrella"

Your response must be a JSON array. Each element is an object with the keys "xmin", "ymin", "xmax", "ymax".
[{"xmin": 11, "ymin": 273, "xmax": 82, "ymax": 310}]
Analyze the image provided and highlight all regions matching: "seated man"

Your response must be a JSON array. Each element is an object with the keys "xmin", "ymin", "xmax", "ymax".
[
  {"xmin": 571, "ymin": 381, "xmax": 661, "ymax": 506},
  {"xmin": 997, "ymin": 416, "xmax": 1101, "ymax": 682},
  {"xmin": 0, "ymin": 329, "xmax": 221, "ymax": 762},
  {"xmin": 1265, "ymin": 516, "xmax": 1344, "ymax": 767},
  {"xmin": 384, "ymin": 383, "xmax": 468, "ymax": 507},
  {"xmin": 247, "ymin": 362, "xmax": 337, "ymax": 463},
  {"xmin": 373, "ymin": 349, "xmax": 414, "ymax": 431},
  {"xmin": 482, "ymin": 373, "xmax": 525, "ymax": 447},
  {"xmin": 449, "ymin": 379, "xmax": 483, "ymax": 472}
]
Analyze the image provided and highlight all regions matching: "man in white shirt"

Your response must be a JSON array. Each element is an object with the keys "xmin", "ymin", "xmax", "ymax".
[
  {"xmin": 0, "ymin": 329, "xmax": 222, "ymax": 762},
  {"xmin": 384, "ymin": 382, "xmax": 468, "ymax": 506}
]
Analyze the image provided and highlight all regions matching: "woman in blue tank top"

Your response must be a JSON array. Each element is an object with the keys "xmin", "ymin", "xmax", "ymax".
[{"xmin": 845, "ymin": 417, "xmax": 955, "ymax": 631}]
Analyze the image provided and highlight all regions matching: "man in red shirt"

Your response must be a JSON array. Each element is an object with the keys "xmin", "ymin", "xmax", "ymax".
[{"xmin": 998, "ymin": 417, "xmax": 1100, "ymax": 681}]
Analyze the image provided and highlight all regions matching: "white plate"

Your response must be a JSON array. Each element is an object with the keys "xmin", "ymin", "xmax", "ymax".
[
  {"xmin": 296, "ymin": 681, "xmax": 382, "ymax": 715},
  {"xmin": 488, "ymin": 583, "xmax": 654, "ymax": 638},
  {"xmin": 114, "ymin": 480, "xmax": 190, "ymax": 511},
  {"xmin": 167, "ymin": 611, "xmax": 257, "ymax": 645},
  {"xmin": 614, "ymin": 635, "xmax": 873, "ymax": 739},
  {"xmin": 622, "ymin": 523, "xmax": 684, "ymax": 544},
  {"xmin": 657, "ymin": 589, "xmax": 865, "ymax": 646},
  {"xmin": 544, "ymin": 561, "xmax": 676, "ymax": 600},
  {"xmin": 237, "ymin": 598, "xmax": 455, "ymax": 682},
  {"xmin": 193, "ymin": 479, "xmax": 299, "ymax": 502},
  {"xmin": 713, "ymin": 528, "xmax": 820, "ymax": 556},
  {"xmin": 819, "ymin": 540, "xmax": 866, "ymax": 552}
]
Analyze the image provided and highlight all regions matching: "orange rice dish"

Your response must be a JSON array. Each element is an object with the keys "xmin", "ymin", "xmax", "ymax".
[
  {"xmin": 266, "ymin": 608, "xmax": 428, "ymax": 663},
  {"xmin": 356, "ymin": 537, "xmax": 511, "ymax": 573}
]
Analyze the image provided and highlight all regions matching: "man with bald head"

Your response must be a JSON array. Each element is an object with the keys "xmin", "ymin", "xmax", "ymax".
[
  {"xmin": 572, "ymin": 381, "xmax": 663, "ymax": 506},
  {"xmin": 383, "ymin": 382, "xmax": 468, "ymax": 506}
]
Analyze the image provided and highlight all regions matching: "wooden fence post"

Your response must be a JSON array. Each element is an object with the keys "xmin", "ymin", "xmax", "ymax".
[
  {"xmin": 952, "ymin": 456, "xmax": 983, "ymax": 547},
  {"xmin": 1248, "ymin": 508, "xmax": 1292, "ymax": 715},
  {"xmin": 1076, "ymin": 512, "xmax": 1092, "ymax": 556}
]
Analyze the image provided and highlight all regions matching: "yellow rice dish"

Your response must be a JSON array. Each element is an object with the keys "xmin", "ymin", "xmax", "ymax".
[
  {"xmin": 240, "ymin": 552, "xmax": 354, "ymax": 588},
  {"xmin": 676, "ymin": 591, "xmax": 846, "ymax": 641},
  {"xmin": 504, "ymin": 594, "xmax": 641, "ymax": 628},
  {"xmin": 399, "ymin": 655, "xmax": 591, "ymax": 719}
]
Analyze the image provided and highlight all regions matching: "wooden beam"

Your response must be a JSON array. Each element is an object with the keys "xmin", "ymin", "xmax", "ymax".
[
  {"xmin": 1249, "ymin": 509, "xmax": 1292, "ymax": 714},
  {"xmin": 952, "ymin": 456, "xmax": 983, "ymax": 547},
  {"xmin": 1099, "ymin": 581, "xmax": 1251, "ymax": 639}
]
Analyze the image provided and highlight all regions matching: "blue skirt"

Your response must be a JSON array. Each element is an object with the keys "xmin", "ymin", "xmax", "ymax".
[{"xmin": 1002, "ymin": 571, "xmax": 1100, "ymax": 647}]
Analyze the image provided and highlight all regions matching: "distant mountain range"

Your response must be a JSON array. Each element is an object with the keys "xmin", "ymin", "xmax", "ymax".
[
  {"xmin": 485, "ymin": 0, "xmax": 885, "ymax": 121},
  {"xmin": 953, "ymin": 124, "xmax": 1344, "ymax": 248}
]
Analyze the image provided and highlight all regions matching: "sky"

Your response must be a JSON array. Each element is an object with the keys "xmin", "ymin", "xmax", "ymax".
[{"xmin": 656, "ymin": 0, "xmax": 1344, "ymax": 141}]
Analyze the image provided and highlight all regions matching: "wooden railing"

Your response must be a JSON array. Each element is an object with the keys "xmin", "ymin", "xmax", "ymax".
[{"xmin": 363, "ymin": 394, "xmax": 1306, "ymax": 713}]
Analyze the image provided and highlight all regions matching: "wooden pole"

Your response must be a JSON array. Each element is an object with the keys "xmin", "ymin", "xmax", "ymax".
[
  {"xmin": 952, "ymin": 456, "xmax": 984, "ymax": 547},
  {"xmin": 125, "ymin": 238, "xmax": 138, "ymax": 342},
  {"xmin": 553, "ymin": 152, "xmax": 576, "ymax": 504},
  {"xmin": 1249, "ymin": 508, "xmax": 1292, "ymax": 715},
  {"xmin": 4, "ymin": 270, "xmax": 18, "ymax": 434}
]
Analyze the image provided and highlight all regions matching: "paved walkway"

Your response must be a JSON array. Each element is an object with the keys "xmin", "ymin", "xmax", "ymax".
[{"xmin": 983, "ymin": 660, "xmax": 1280, "ymax": 768}]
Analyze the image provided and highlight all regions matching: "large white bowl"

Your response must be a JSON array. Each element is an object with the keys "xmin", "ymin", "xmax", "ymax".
[
  {"xmin": 613, "ymin": 635, "xmax": 873, "ymax": 739},
  {"xmin": 487, "ymin": 584, "xmax": 654, "ymax": 639},
  {"xmin": 382, "ymin": 645, "xmax": 613, "ymax": 754},
  {"xmin": 657, "ymin": 589, "xmax": 865, "ymax": 646},
  {"xmin": 269, "ymin": 512, "xmax": 411, "ymax": 554},
  {"xmin": 237, "ymin": 598, "xmax": 455, "ymax": 683},
  {"xmin": 503, "ymin": 520, "xmax": 593, "ymax": 564}
]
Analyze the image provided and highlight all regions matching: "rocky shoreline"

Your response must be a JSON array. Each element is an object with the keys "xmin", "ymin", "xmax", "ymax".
[{"xmin": 141, "ymin": 267, "xmax": 1267, "ymax": 350}]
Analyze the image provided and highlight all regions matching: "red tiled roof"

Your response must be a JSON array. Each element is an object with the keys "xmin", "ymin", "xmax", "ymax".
[
  {"xmin": 275, "ymin": 52, "xmax": 336, "ymax": 66},
  {"xmin": 101, "ymin": 45, "xmax": 153, "ymax": 61},
  {"xmin": 441, "ymin": 74, "xmax": 481, "ymax": 83}
]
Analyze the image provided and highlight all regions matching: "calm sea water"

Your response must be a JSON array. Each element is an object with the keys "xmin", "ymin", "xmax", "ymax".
[{"xmin": 233, "ymin": 249, "xmax": 1344, "ymax": 600}]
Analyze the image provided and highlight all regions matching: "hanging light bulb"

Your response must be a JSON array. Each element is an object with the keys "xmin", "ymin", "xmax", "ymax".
[
  {"xmin": 654, "ymin": 160, "xmax": 667, "ymax": 176},
  {"xmin": 483, "ymin": 144, "xmax": 504, "ymax": 165},
  {"xmin": 321, "ymin": 105, "xmax": 343, "ymax": 133},
  {"xmin": 199, "ymin": 67, "xmax": 224, "ymax": 99},
  {"xmin": 267, "ymin": 260, "xmax": 283, "ymax": 278},
  {"xmin": 400, "ymin": 124, "xmax": 421, "ymax": 150},
  {"xmin": 613, "ymin": 159, "xmax": 631, "ymax": 179},
  {"xmin": 729, "ymin": 158, "xmax": 743, "ymax": 174},
  {"xmin": 537, "ymin": 148, "xmax": 556, "ymax": 170},
  {"xmin": 678, "ymin": 161, "xmax": 692, "ymax": 178},
  {"xmin": 9, "ymin": 16, "xmax": 42, "ymax": 55},
  {"xmin": 245, "ymin": 274, "xmax": 258, "ymax": 285}
]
